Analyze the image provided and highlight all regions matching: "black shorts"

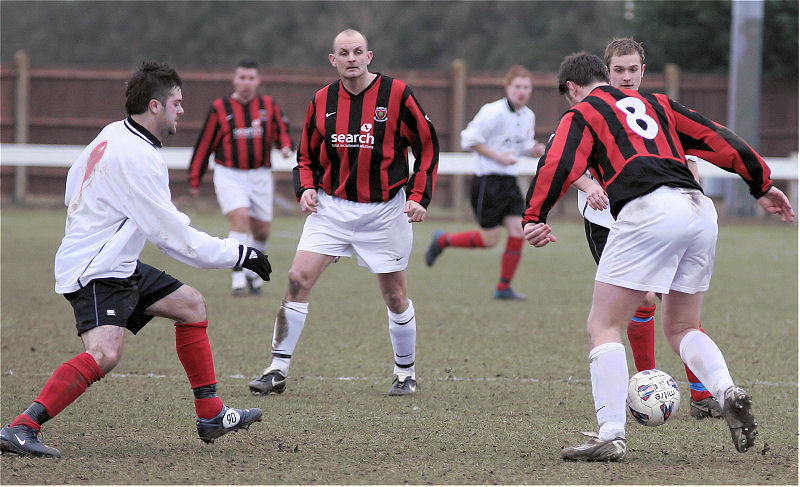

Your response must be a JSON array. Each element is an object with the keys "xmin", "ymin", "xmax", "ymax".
[
  {"xmin": 584, "ymin": 218, "xmax": 610, "ymax": 265},
  {"xmin": 64, "ymin": 262, "xmax": 183, "ymax": 336},
  {"xmin": 470, "ymin": 175, "xmax": 525, "ymax": 229}
]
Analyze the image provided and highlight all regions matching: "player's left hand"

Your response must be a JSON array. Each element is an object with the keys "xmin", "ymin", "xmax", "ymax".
[
  {"xmin": 281, "ymin": 147, "xmax": 292, "ymax": 158},
  {"xmin": 404, "ymin": 200, "xmax": 426, "ymax": 222},
  {"xmin": 523, "ymin": 222, "xmax": 557, "ymax": 248},
  {"xmin": 758, "ymin": 186, "xmax": 795, "ymax": 222},
  {"xmin": 585, "ymin": 185, "xmax": 609, "ymax": 211}
]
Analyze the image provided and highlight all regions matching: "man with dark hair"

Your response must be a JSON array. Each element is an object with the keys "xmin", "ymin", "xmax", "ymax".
[
  {"xmin": 424, "ymin": 65, "xmax": 546, "ymax": 301},
  {"xmin": 189, "ymin": 58, "xmax": 293, "ymax": 296},
  {"xmin": 247, "ymin": 29, "xmax": 439, "ymax": 397},
  {"xmin": 0, "ymin": 61, "xmax": 271, "ymax": 458},
  {"xmin": 524, "ymin": 52, "xmax": 793, "ymax": 461},
  {"xmin": 573, "ymin": 38, "xmax": 721, "ymax": 419}
]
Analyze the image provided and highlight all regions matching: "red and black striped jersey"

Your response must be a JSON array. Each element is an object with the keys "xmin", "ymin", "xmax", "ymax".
[
  {"xmin": 524, "ymin": 85, "xmax": 773, "ymax": 224},
  {"xmin": 293, "ymin": 74, "xmax": 439, "ymax": 207},
  {"xmin": 189, "ymin": 95, "xmax": 292, "ymax": 188}
]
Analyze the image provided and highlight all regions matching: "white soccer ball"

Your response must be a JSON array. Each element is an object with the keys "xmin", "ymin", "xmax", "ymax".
[{"xmin": 627, "ymin": 369, "xmax": 681, "ymax": 426}]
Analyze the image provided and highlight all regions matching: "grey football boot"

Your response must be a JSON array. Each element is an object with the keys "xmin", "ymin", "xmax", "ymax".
[
  {"xmin": 690, "ymin": 396, "xmax": 723, "ymax": 419},
  {"xmin": 248, "ymin": 368, "xmax": 287, "ymax": 395},
  {"xmin": 196, "ymin": 406, "xmax": 262, "ymax": 444},
  {"xmin": 388, "ymin": 375, "xmax": 417, "ymax": 396},
  {"xmin": 0, "ymin": 424, "xmax": 61, "ymax": 458},
  {"xmin": 722, "ymin": 386, "xmax": 758, "ymax": 452},
  {"xmin": 561, "ymin": 432, "xmax": 627, "ymax": 462}
]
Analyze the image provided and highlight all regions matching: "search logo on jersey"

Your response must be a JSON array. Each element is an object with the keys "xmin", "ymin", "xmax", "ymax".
[{"xmin": 330, "ymin": 124, "xmax": 375, "ymax": 149}]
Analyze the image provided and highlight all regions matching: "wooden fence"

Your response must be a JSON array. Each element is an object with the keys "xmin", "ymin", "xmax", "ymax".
[{"xmin": 1, "ymin": 51, "xmax": 797, "ymax": 217}]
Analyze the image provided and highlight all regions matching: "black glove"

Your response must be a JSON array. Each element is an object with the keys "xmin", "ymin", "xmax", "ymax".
[{"xmin": 236, "ymin": 245, "xmax": 272, "ymax": 281}]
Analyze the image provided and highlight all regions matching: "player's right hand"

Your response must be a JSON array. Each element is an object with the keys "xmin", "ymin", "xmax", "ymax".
[
  {"xmin": 300, "ymin": 189, "xmax": 319, "ymax": 213},
  {"xmin": 237, "ymin": 245, "xmax": 272, "ymax": 281},
  {"xmin": 523, "ymin": 222, "xmax": 557, "ymax": 248},
  {"xmin": 189, "ymin": 187, "xmax": 200, "ymax": 197}
]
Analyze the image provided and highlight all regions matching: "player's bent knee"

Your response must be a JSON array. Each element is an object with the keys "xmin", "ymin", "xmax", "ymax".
[
  {"xmin": 175, "ymin": 286, "xmax": 207, "ymax": 323},
  {"xmin": 482, "ymin": 233, "xmax": 500, "ymax": 248},
  {"xmin": 88, "ymin": 345, "xmax": 123, "ymax": 373},
  {"xmin": 384, "ymin": 294, "xmax": 408, "ymax": 314},
  {"xmin": 286, "ymin": 270, "xmax": 313, "ymax": 298}
]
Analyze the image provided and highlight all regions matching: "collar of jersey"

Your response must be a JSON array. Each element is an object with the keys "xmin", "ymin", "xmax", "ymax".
[
  {"xmin": 125, "ymin": 116, "xmax": 162, "ymax": 148},
  {"xmin": 340, "ymin": 72, "xmax": 381, "ymax": 97}
]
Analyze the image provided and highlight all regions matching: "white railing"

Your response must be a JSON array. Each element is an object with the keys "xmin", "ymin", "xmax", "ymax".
[
  {"xmin": 1, "ymin": 143, "xmax": 797, "ymax": 179},
  {"xmin": 1, "ymin": 144, "xmax": 797, "ymax": 216}
]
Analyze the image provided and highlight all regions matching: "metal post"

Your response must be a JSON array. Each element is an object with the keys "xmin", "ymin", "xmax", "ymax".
[
  {"xmin": 14, "ymin": 50, "xmax": 30, "ymax": 204},
  {"xmin": 725, "ymin": 0, "xmax": 764, "ymax": 217}
]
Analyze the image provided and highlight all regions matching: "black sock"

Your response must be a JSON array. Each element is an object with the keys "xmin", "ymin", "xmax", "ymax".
[
  {"xmin": 192, "ymin": 383, "xmax": 217, "ymax": 399},
  {"xmin": 23, "ymin": 402, "xmax": 51, "ymax": 426}
]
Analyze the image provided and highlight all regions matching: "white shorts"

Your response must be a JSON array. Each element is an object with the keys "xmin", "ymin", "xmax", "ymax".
[
  {"xmin": 212, "ymin": 164, "xmax": 274, "ymax": 221},
  {"xmin": 297, "ymin": 190, "xmax": 412, "ymax": 274},
  {"xmin": 596, "ymin": 186, "xmax": 718, "ymax": 294}
]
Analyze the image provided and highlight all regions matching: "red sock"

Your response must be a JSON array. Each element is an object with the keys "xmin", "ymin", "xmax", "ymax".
[
  {"xmin": 440, "ymin": 231, "xmax": 485, "ymax": 248},
  {"xmin": 627, "ymin": 305, "xmax": 656, "ymax": 371},
  {"xmin": 31, "ymin": 352, "xmax": 105, "ymax": 419},
  {"xmin": 194, "ymin": 397, "xmax": 224, "ymax": 419},
  {"xmin": 175, "ymin": 320, "xmax": 223, "ymax": 418},
  {"xmin": 9, "ymin": 414, "xmax": 41, "ymax": 430},
  {"xmin": 496, "ymin": 237, "xmax": 523, "ymax": 291},
  {"xmin": 686, "ymin": 323, "xmax": 714, "ymax": 402}
]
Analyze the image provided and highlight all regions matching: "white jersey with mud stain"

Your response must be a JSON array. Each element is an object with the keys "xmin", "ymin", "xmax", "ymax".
[{"xmin": 55, "ymin": 118, "xmax": 241, "ymax": 294}]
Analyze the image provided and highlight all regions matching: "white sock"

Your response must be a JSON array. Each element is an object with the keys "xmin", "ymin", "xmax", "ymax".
[
  {"xmin": 388, "ymin": 300, "xmax": 416, "ymax": 379},
  {"xmin": 679, "ymin": 330, "xmax": 734, "ymax": 405},
  {"xmin": 231, "ymin": 269, "xmax": 247, "ymax": 289},
  {"xmin": 246, "ymin": 234, "xmax": 267, "ymax": 253},
  {"xmin": 244, "ymin": 235, "xmax": 266, "ymax": 286},
  {"xmin": 589, "ymin": 342, "xmax": 628, "ymax": 441},
  {"xmin": 229, "ymin": 231, "xmax": 248, "ymax": 246},
  {"xmin": 229, "ymin": 231, "xmax": 248, "ymax": 284},
  {"xmin": 269, "ymin": 301, "xmax": 309, "ymax": 375}
]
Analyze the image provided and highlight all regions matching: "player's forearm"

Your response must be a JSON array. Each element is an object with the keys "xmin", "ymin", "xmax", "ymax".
[
  {"xmin": 470, "ymin": 143, "xmax": 503, "ymax": 162},
  {"xmin": 571, "ymin": 174, "xmax": 597, "ymax": 192}
]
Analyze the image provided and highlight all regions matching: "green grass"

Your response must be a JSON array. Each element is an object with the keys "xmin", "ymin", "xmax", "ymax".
[{"xmin": 1, "ymin": 206, "xmax": 797, "ymax": 484}]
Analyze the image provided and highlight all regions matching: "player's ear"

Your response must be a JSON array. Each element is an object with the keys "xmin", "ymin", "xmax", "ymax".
[
  {"xmin": 641, "ymin": 63, "xmax": 646, "ymax": 77},
  {"xmin": 148, "ymin": 99, "xmax": 161, "ymax": 114},
  {"xmin": 366, "ymin": 50, "xmax": 373, "ymax": 64},
  {"xmin": 328, "ymin": 53, "xmax": 336, "ymax": 68}
]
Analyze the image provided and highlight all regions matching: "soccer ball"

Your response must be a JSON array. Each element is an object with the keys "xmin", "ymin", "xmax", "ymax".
[{"xmin": 627, "ymin": 369, "xmax": 681, "ymax": 426}]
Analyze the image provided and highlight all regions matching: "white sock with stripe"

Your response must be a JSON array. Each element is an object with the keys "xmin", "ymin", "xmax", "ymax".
[
  {"xmin": 269, "ymin": 301, "xmax": 309, "ymax": 376},
  {"xmin": 388, "ymin": 300, "xmax": 416, "ymax": 380}
]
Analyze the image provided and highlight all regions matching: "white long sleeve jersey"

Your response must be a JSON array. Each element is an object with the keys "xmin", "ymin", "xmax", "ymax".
[
  {"xmin": 459, "ymin": 98, "xmax": 536, "ymax": 177},
  {"xmin": 576, "ymin": 155, "xmax": 700, "ymax": 229},
  {"xmin": 54, "ymin": 118, "xmax": 241, "ymax": 294},
  {"xmin": 576, "ymin": 172, "xmax": 616, "ymax": 228}
]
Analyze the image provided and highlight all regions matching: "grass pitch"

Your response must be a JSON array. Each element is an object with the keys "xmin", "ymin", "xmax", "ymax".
[{"xmin": 1, "ymin": 206, "xmax": 797, "ymax": 484}]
